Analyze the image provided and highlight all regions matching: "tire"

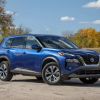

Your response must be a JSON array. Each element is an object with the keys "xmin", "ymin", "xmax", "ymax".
[
  {"xmin": 79, "ymin": 78, "xmax": 98, "ymax": 84},
  {"xmin": 0, "ymin": 61, "xmax": 13, "ymax": 81},
  {"xmin": 42, "ymin": 62, "xmax": 62, "ymax": 85},
  {"xmin": 36, "ymin": 77, "xmax": 43, "ymax": 80}
]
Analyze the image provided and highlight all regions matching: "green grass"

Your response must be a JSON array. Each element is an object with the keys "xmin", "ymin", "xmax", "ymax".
[{"xmin": 85, "ymin": 48, "xmax": 100, "ymax": 53}]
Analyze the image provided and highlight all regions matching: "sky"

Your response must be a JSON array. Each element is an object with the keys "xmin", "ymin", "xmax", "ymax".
[{"xmin": 5, "ymin": 0, "xmax": 100, "ymax": 36}]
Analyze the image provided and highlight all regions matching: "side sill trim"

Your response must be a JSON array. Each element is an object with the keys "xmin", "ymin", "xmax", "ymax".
[
  {"xmin": 11, "ymin": 68, "xmax": 41, "ymax": 77},
  {"xmin": 11, "ymin": 68, "xmax": 21, "ymax": 74},
  {"xmin": 22, "ymin": 69, "xmax": 41, "ymax": 76}
]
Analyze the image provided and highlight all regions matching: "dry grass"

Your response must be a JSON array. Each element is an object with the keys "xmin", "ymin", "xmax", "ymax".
[{"xmin": 85, "ymin": 48, "xmax": 100, "ymax": 53}]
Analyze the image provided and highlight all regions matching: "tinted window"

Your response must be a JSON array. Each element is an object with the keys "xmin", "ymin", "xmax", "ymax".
[
  {"xmin": 26, "ymin": 36, "xmax": 40, "ymax": 49},
  {"xmin": 38, "ymin": 36, "xmax": 79, "ymax": 49},
  {"xmin": 12, "ymin": 37, "xmax": 25, "ymax": 48},
  {"xmin": 5, "ymin": 38, "xmax": 13, "ymax": 47}
]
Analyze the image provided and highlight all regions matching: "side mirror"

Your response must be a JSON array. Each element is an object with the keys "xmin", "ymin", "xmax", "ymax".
[{"xmin": 31, "ymin": 45, "xmax": 42, "ymax": 52}]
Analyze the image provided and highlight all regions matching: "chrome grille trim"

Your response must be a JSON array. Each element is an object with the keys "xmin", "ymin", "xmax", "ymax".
[{"xmin": 77, "ymin": 55, "xmax": 100, "ymax": 67}]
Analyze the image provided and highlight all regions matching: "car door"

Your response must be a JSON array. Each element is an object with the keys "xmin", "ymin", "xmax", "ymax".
[
  {"xmin": 22, "ymin": 36, "xmax": 42, "ymax": 73},
  {"xmin": 6, "ymin": 37, "xmax": 26, "ymax": 72}
]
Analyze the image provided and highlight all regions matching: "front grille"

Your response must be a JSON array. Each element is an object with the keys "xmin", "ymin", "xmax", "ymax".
[
  {"xmin": 76, "ymin": 70, "xmax": 100, "ymax": 75},
  {"xmin": 81, "ymin": 55, "xmax": 99, "ymax": 64}
]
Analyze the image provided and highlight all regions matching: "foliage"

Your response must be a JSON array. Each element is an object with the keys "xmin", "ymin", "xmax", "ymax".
[
  {"xmin": 62, "ymin": 28, "xmax": 100, "ymax": 48},
  {"xmin": 74, "ymin": 27, "xmax": 100, "ymax": 48},
  {"xmin": 1, "ymin": 0, "xmax": 100, "ymax": 48},
  {"xmin": 0, "ymin": 0, "xmax": 14, "ymax": 29},
  {"xmin": 62, "ymin": 30, "xmax": 75, "ymax": 43},
  {"xmin": 0, "ymin": 0, "xmax": 31, "ymax": 43},
  {"xmin": 0, "ymin": 0, "xmax": 14, "ymax": 40},
  {"xmin": 0, "ymin": 26, "xmax": 31, "ymax": 42}
]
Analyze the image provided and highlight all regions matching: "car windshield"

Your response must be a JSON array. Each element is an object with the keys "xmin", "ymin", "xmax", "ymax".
[{"xmin": 37, "ymin": 36, "xmax": 79, "ymax": 49}]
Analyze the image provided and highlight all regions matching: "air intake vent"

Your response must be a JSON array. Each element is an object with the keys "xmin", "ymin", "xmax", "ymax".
[{"xmin": 76, "ymin": 70, "xmax": 100, "ymax": 75}]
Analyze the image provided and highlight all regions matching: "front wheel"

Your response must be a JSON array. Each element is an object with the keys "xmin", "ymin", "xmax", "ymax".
[
  {"xmin": 79, "ymin": 78, "xmax": 98, "ymax": 84},
  {"xmin": 42, "ymin": 62, "xmax": 62, "ymax": 85}
]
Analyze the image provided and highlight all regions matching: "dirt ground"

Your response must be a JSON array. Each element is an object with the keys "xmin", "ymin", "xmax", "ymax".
[{"xmin": 0, "ymin": 75, "xmax": 100, "ymax": 100}]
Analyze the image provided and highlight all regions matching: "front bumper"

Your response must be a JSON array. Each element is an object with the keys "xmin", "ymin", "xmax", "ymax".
[
  {"xmin": 61, "ymin": 54, "xmax": 100, "ymax": 79},
  {"xmin": 62, "ymin": 65, "xmax": 100, "ymax": 79}
]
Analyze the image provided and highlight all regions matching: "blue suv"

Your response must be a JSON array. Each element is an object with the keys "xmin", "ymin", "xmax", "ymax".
[{"xmin": 0, "ymin": 34, "xmax": 100, "ymax": 85}]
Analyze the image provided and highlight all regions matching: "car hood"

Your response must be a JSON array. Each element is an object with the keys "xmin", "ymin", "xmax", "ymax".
[{"xmin": 46, "ymin": 48, "xmax": 99, "ymax": 56}]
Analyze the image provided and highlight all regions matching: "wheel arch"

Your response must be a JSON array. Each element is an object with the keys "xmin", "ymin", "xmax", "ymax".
[
  {"xmin": 41, "ymin": 57, "xmax": 60, "ymax": 72},
  {"xmin": 0, "ymin": 55, "xmax": 11, "ymax": 68}
]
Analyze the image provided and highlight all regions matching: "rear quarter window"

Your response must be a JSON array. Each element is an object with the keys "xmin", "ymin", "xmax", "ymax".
[{"xmin": 5, "ymin": 38, "xmax": 13, "ymax": 47}]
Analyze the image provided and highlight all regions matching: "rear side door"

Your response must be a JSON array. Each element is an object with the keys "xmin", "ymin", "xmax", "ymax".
[
  {"xmin": 6, "ymin": 37, "xmax": 26, "ymax": 72},
  {"xmin": 22, "ymin": 36, "xmax": 42, "ymax": 72}
]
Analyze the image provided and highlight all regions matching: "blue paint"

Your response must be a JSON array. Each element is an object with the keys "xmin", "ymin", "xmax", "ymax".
[{"xmin": 0, "ymin": 34, "xmax": 99, "ymax": 76}]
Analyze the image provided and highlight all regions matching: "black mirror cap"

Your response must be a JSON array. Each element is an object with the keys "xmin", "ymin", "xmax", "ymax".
[
  {"xmin": 31, "ymin": 45, "xmax": 42, "ymax": 52},
  {"xmin": 37, "ymin": 46, "xmax": 42, "ymax": 52}
]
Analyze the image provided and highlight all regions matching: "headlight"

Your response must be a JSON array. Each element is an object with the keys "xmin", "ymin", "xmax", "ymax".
[
  {"xmin": 66, "ymin": 59, "xmax": 80, "ymax": 63},
  {"xmin": 58, "ymin": 52, "xmax": 75, "ymax": 56}
]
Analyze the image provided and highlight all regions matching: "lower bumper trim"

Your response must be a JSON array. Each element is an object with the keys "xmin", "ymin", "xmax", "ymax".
[{"xmin": 68, "ymin": 74, "xmax": 100, "ymax": 78}]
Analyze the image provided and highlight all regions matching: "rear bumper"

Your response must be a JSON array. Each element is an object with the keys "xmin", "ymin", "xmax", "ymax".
[{"xmin": 62, "ymin": 65, "xmax": 100, "ymax": 79}]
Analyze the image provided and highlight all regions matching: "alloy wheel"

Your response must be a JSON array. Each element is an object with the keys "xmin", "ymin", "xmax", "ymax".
[
  {"xmin": 0, "ymin": 64, "xmax": 7, "ymax": 79},
  {"xmin": 45, "ymin": 65, "xmax": 60, "ymax": 83}
]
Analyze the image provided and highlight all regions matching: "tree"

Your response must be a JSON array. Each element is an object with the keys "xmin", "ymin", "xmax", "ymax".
[
  {"xmin": 0, "ymin": 0, "xmax": 14, "ymax": 27},
  {"xmin": 62, "ymin": 30, "xmax": 75, "ymax": 43},
  {"xmin": 8, "ymin": 25, "xmax": 32, "ymax": 36},
  {"xmin": 0, "ymin": 0, "xmax": 14, "ymax": 36},
  {"xmin": 96, "ymin": 31, "xmax": 100, "ymax": 47},
  {"xmin": 0, "ymin": 0, "xmax": 32, "ymax": 43},
  {"xmin": 74, "ymin": 27, "xmax": 100, "ymax": 48},
  {"xmin": 0, "ymin": 25, "xmax": 32, "ymax": 43}
]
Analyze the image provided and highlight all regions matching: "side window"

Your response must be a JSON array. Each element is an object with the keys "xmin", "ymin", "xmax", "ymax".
[
  {"xmin": 26, "ymin": 36, "xmax": 40, "ymax": 49},
  {"xmin": 5, "ymin": 38, "xmax": 13, "ymax": 47},
  {"xmin": 12, "ymin": 37, "xmax": 25, "ymax": 48}
]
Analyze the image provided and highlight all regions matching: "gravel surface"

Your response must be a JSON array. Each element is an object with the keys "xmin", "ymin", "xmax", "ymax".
[{"xmin": 0, "ymin": 75, "xmax": 100, "ymax": 100}]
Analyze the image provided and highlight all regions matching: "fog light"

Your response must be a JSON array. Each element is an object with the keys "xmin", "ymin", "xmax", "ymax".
[
  {"xmin": 66, "ymin": 66, "xmax": 75, "ymax": 71},
  {"xmin": 66, "ymin": 59, "xmax": 80, "ymax": 63}
]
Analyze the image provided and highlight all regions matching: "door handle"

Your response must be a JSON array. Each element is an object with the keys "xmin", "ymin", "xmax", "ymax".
[
  {"xmin": 23, "ymin": 52, "xmax": 26, "ymax": 54},
  {"xmin": 6, "ymin": 50, "xmax": 10, "ymax": 53}
]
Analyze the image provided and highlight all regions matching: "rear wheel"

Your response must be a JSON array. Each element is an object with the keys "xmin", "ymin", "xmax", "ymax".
[
  {"xmin": 42, "ymin": 62, "xmax": 62, "ymax": 85},
  {"xmin": 79, "ymin": 78, "xmax": 98, "ymax": 84},
  {"xmin": 0, "ymin": 61, "xmax": 13, "ymax": 81}
]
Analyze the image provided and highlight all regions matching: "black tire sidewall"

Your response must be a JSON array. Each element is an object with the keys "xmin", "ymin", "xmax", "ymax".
[
  {"xmin": 42, "ymin": 62, "xmax": 62, "ymax": 85},
  {"xmin": 0, "ymin": 61, "xmax": 13, "ymax": 81},
  {"xmin": 36, "ymin": 77, "xmax": 43, "ymax": 80},
  {"xmin": 79, "ymin": 78, "xmax": 98, "ymax": 84}
]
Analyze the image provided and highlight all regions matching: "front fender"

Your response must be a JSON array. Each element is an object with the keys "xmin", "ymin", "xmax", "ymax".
[{"xmin": 41, "ymin": 55, "xmax": 66, "ymax": 74}]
